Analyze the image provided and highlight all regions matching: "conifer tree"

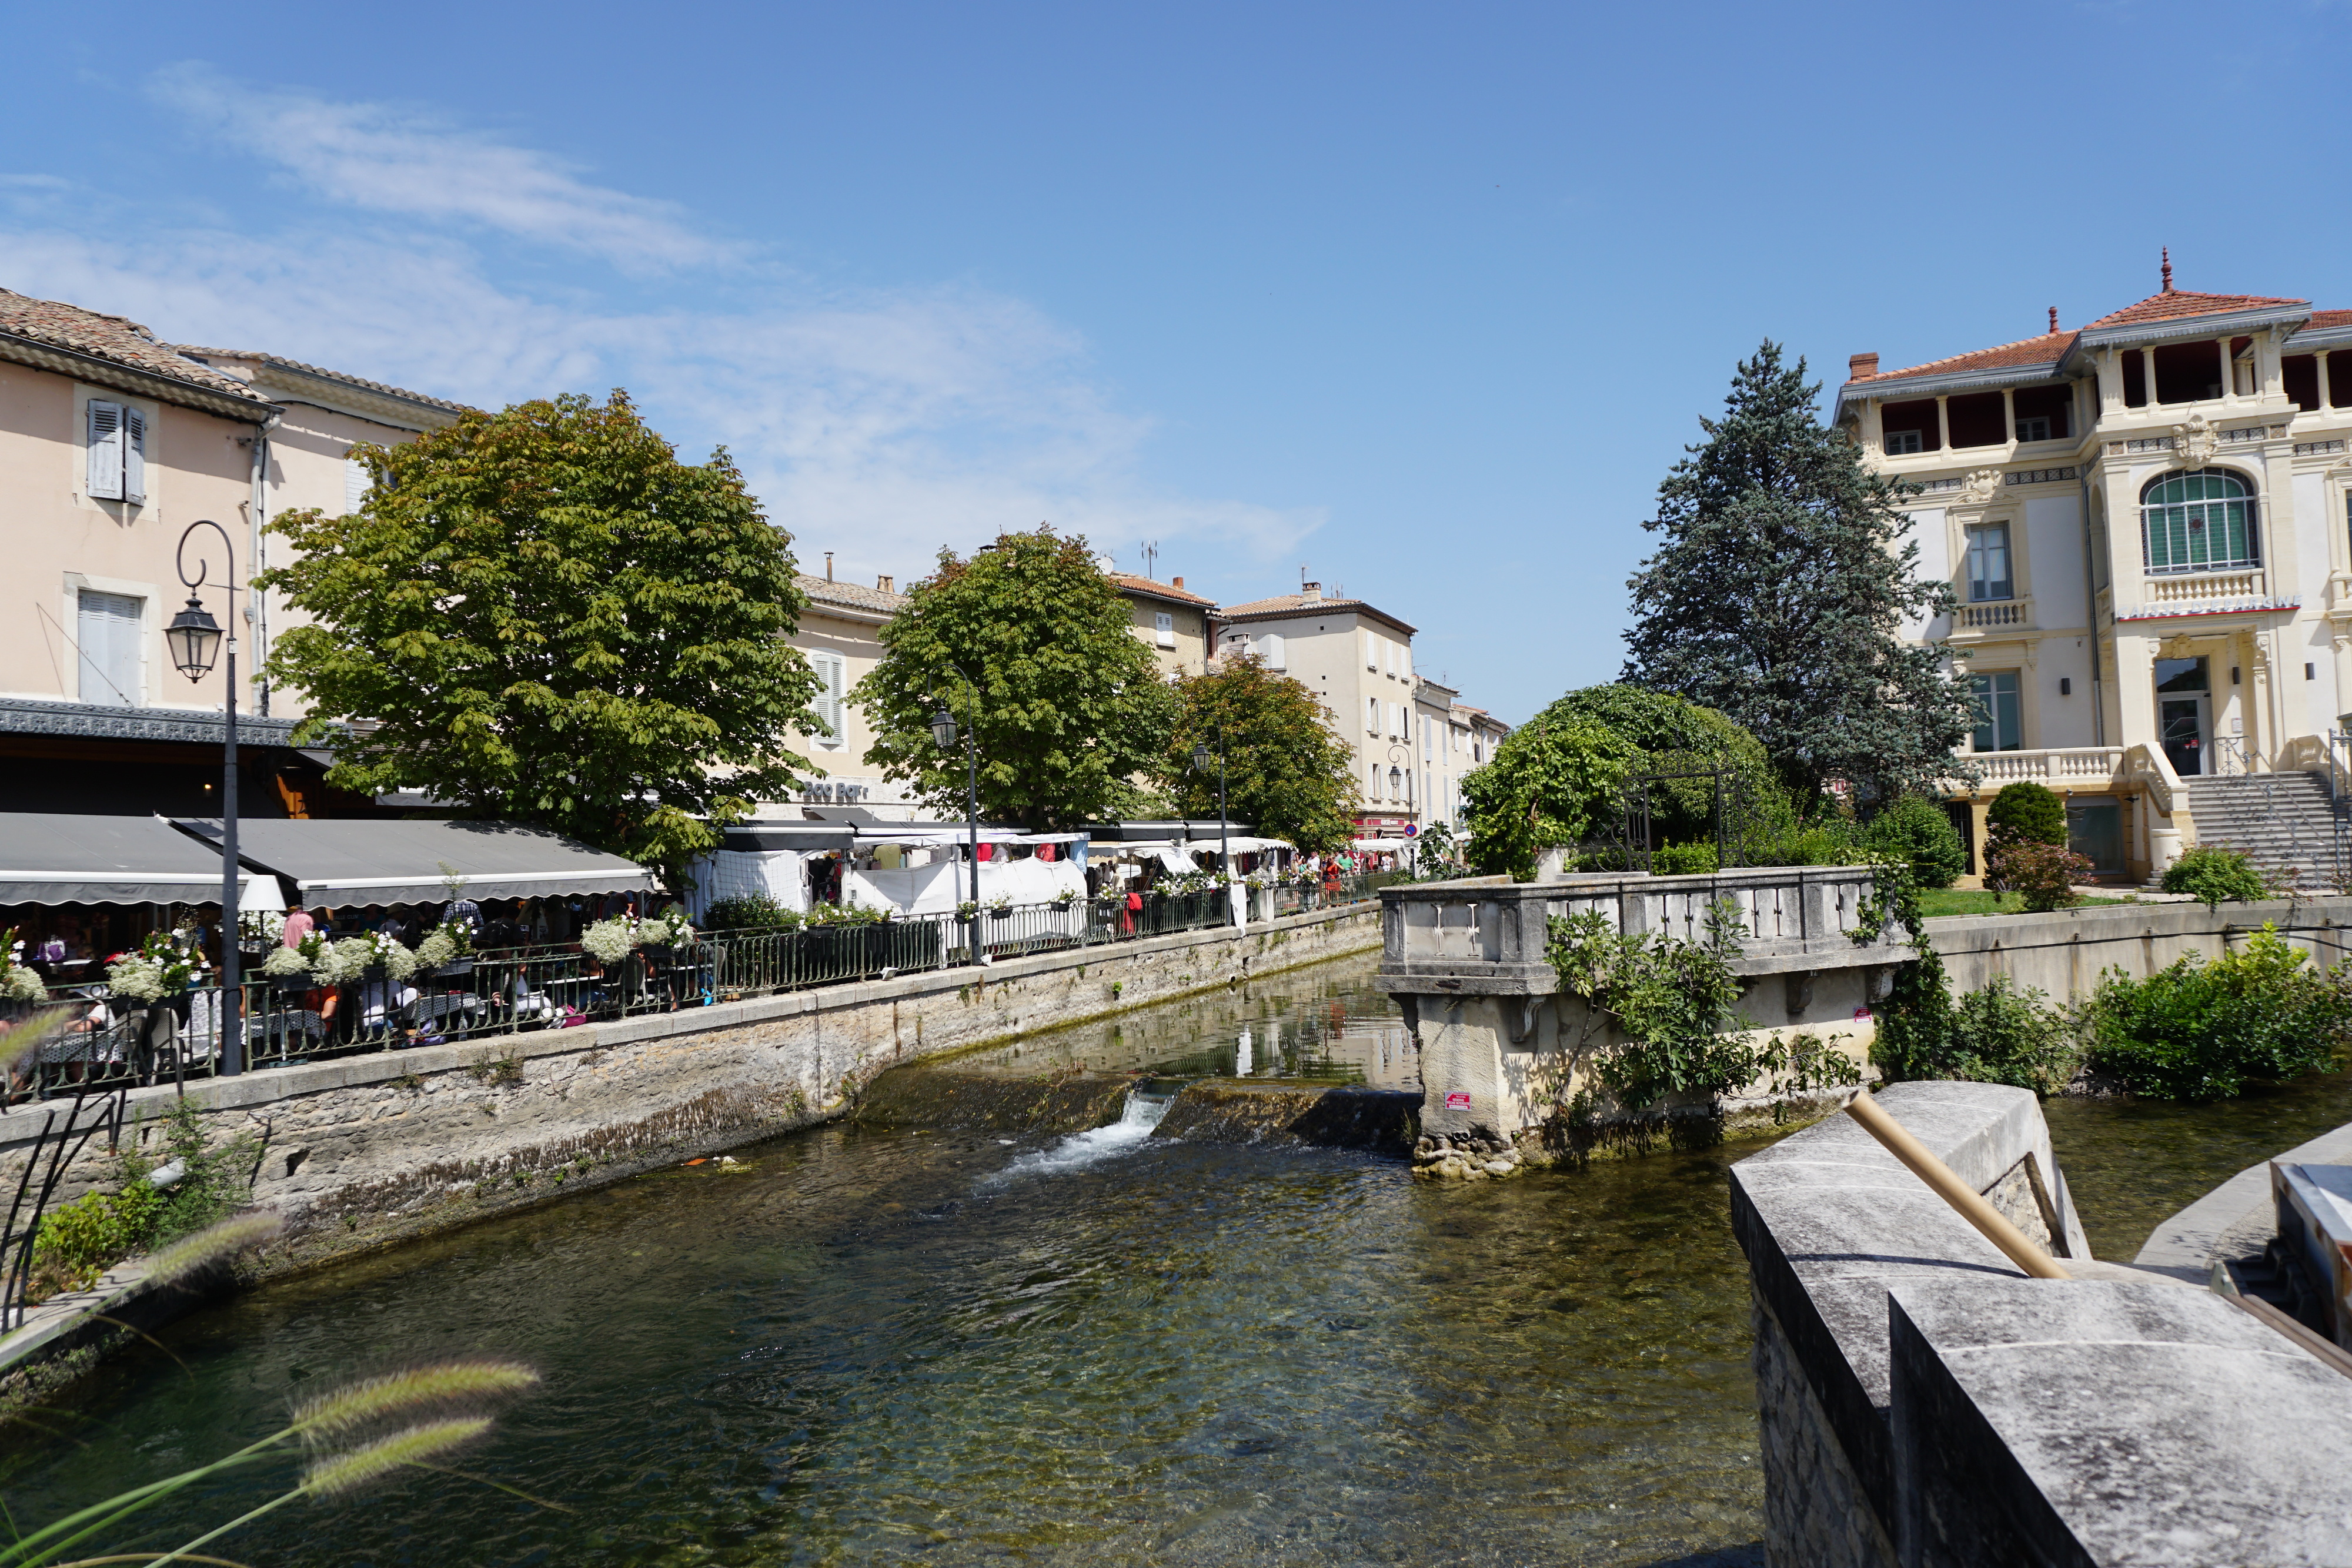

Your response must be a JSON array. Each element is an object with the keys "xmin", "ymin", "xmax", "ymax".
[{"xmin": 1620, "ymin": 341, "xmax": 1976, "ymax": 809}]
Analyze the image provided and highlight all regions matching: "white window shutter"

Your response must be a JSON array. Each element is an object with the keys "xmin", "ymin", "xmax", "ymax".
[
  {"xmin": 1367, "ymin": 697, "xmax": 1379, "ymax": 734},
  {"xmin": 1364, "ymin": 630, "xmax": 1377, "ymax": 670},
  {"xmin": 121, "ymin": 406, "xmax": 146, "ymax": 503},
  {"xmin": 86, "ymin": 401, "xmax": 123, "ymax": 499},
  {"xmin": 345, "ymin": 456, "xmax": 370, "ymax": 513}
]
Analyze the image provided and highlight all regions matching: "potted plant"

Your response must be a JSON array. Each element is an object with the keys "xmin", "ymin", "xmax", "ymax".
[
  {"xmin": 987, "ymin": 896, "xmax": 1015, "ymax": 922},
  {"xmin": 416, "ymin": 919, "xmax": 476, "ymax": 979}
]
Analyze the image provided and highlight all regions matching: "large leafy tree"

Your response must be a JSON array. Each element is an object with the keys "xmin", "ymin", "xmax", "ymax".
[
  {"xmin": 260, "ymin": 391, "xmax": 820, "ymax": 877},
  {"xmin": 854, "ymin": 527, "xmax": 1175, "ymax": 830},
  {"xmin": 1534, "ymin": 683, "xmax": 1794, "ymax": 845},
  {"xmin": 1620, "ymin": 342, "xmax": 1976, "ymax": 808},
  {"xmin": 1459, "ymin": 714, "xmax": 1635, "ymax": 880},
  {"xmin": 1159, "ymin": 651, "xmax": 1361, "ymax": 853}
]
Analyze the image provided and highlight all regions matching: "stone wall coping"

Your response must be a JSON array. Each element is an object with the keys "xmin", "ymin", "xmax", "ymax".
[
  {"xmin": 0, "ymin": 902, "xmax": 1372, "ymax": 1151},
  {"xmin": 1890, "ymin": 1276, "xmax": 2352, "ymax": 1563},
  {"xmin": 1729, "ymin": 1081, "xmax": 2086, "ymax": 1533},
  {"xmin": 1377, "ymin": 865, "xmax": 1886, "ymax": 902},
  {"xmin": 1923, "ymin": 893, "xmax": 2352, "ymax": 950},
  {"xmin": 2137, "ymin": 1115, "xmax": 2352, "ymax": 1279}
]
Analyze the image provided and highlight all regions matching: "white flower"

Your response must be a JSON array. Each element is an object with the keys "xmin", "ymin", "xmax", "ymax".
[
  {"xmin": 416, "ymin": 930, "xmax": 458, "ymax": 968},
  {"xmin": 580, "ymin": 918, "xmax": 639, "ymax": 963},
  {"xmin": 1, "ymin": 965, "xmax": 45, "ymax": 1004},
  {"xmin": 106, "ymin": 955, "xmax": 167, "ymax": 1004},
  {"xmin": 262, "ymin": 945, "xmax": 311, "ymax": 978}
]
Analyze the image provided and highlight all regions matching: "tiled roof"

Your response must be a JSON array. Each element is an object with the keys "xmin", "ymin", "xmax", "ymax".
[
  {"xmin": 2081, "ymin": 288, "xmax": 2307, "ymax": 329},
  {"xmin": 2301, "ymin": 310, "xmax": 2352, "ymax": 332},
  {"xmin": 175, "ymin": 346, "xmax": 470, "ymax": 414},
  {"xmin": 797, "ymin": 573, "xmax": 906, "ymax": 615},
  {"xmin": 1853, "ymin": 332, "xmax": 2074, "ymax": 387},
  {"xmin": 0, "ymin": 289, "xmax": 270, "ymax": 407},
  {"xmin": 1217, "ymin": 591, "xmax": 1416, "ymax": 635},
  {"xmin": 1107, "ymin": 572, "xmax": 1214, "ymax": 607}
]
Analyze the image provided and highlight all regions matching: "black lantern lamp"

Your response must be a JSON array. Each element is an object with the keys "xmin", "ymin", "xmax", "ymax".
[
  {"xmin": 165, "ymin": 593, "xmax": 223, "ymax": 682},
  {"xmin": 1190, "ymin": 740, "xmax": 1212, "ymax": 774},
  {"xmin": 930, "ymin": 704, "xmax": 958, "ymax": 751},
  {"xmin": 930, "ymin": 678, "xmax": 985, "ymax": 964}
]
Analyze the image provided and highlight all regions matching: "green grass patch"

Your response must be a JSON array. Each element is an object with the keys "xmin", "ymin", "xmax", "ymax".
[{"xmin": 1919, "ymin": 889, "xmax": 2130, "ymax": 919}]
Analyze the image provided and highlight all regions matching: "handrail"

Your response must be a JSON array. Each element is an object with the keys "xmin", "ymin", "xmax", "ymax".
[{"xmin": 1843, "ymin": 1091, "xmax": 2070, "ymax": 1280}]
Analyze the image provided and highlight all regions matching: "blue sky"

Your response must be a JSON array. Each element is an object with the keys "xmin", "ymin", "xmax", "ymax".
[{"xmin": 4, "ymin": 2, "xmax": 2346, "ymax": 722}]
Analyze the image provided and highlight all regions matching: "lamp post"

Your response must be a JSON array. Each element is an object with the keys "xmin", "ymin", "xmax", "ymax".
[
  {"xmin": 929, "ymin": 666, "xmax": 983, "ymax": 965},
  {"xmin": 166, "ymin": 520, "xmax": 243, "ymax": 1077},
  {"xmin": 1190, "ymin": 724, "xmax": 1230, "ymax": 922}
]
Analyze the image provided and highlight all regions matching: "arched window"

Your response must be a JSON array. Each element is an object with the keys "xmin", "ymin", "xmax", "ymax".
[{"xmin": 2141, "ymin": 467, "xmax": 2258, "ymax": 574}]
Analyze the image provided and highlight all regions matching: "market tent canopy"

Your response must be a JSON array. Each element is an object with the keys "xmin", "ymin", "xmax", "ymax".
[
  {"xmin": 175, "ymin": 818, "xmax": 656, "ymax": 908},
  {"xmin": 0, "ymin": 813, "xmax": 279, "ymax": 908}
]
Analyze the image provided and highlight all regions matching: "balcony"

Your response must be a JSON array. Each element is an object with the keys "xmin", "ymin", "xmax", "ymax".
[
  {"xmin": 2115, "ymin": 569, "xmax": 2296, "ymax": 622},
  {"xmin": 1961, "ymin": 747, "xmax": 2126, "ymax": 790},
  {"xmin": 1955, "ymin": 597, "xmax": 2033, "ymax": 632}
]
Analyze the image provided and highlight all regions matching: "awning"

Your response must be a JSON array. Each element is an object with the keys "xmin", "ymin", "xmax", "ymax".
[
  {"xmin": 718, "ymin": 824, "xmax": 856, "ymax": 852},
  {"xmin": 0, "ymin": 813, "xmax": 274, "ymax": 908},
  {"xmin": 175, "ymin": 818, "xmax": 657, "ymax": 908}
]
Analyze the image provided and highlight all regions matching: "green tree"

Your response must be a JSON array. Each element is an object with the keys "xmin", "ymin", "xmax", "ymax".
[
  {"xmin": 1862, "ymin": 794, "xmax": 1969, "ymax": 888},
  {"xmin": 1620, "ymin": 342, "xmax": 1977, "ymax": 808},
  {"xmin": 854, "ymin": 528, "xmax": 1176, "ymax": 830},
  {"xmin": 1533, "ymin": 683, "xmax": 1794, "ymax": 847},
  {"xmin": 1459, "ymin": 715, "xmax": 1636, "ymax": 880},
  {"xmin": 1160, "ymin": 651, "xmax": 1361, "ymax": 853},
  {"xmin": 260, "ymin": 392, "xmax": 820, "ymax": 878},
  {"xmin": 1985, "ymin": 780, "xmax": 2067, "ymax": 847}
]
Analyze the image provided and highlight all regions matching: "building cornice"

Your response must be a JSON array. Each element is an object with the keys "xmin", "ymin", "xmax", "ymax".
[
  {"xmin": 0, "ymin": 333, "xmax": 279, "ymax": 423},
  {"xmin": 235, "ymin": 363, "xmax": 464, "ymax": 433},
  {"xmin": 0, "ymin": 697, "xmax": 308, "ymax": 747}
]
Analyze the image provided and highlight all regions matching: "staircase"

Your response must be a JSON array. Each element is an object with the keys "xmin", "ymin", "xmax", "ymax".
[{"xmin": 2185, "ymin": 771, "xmax": 2348, "ymax": 889}]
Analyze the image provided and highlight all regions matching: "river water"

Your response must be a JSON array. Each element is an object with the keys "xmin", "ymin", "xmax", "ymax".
[{"xmin": 11, "ymin": 954, "xmax": 2352, "ymax": 1566}]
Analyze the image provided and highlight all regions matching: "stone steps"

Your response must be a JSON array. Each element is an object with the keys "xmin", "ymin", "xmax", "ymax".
[{"xmin": 2186, "ymin": 773, "xmax": 2347, "ymax": 885}]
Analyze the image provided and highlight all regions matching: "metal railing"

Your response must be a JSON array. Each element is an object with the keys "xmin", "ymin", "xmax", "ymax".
[{"xmin": 9, "ymin": 875, "xmax": 1398, "ymax": 1101}]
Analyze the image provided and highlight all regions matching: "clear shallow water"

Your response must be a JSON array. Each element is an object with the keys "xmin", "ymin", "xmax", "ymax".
[{"xmin": 2, "ymin": 959, "xmax": 1771, "ymax": 1567}]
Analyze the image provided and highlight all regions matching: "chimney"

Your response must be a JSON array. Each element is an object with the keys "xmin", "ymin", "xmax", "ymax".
[
  {"xmin": 877, "ymin": 574, "xmax": 894, "ymax": 593},
  {"xmin": 1848, "ymin": 352, "xmax": 1879, "ymax": 382},
  {"xmin": 1172, "ymin": 575, "xmax": 1185, "ymax": 590},
  {"xmin": 1302, "ymin": 580, "xmax": 1322, "ymax": 601},
  {"xmin": 824, "ymin": 551, "xmax": 834, "ymax": 582}
]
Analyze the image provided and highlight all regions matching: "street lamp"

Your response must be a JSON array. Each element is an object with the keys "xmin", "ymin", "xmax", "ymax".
[
  {"xmin": 930, "ymin": 671, "xmax": 984, "ymax": 965},
  {"xmin": 1190, "ymin": 725, "xmax": 1230, "ymax": 915},
  {"xmin": 171, "ymin": 520, "xmax": 244, "ymax": 1078}
]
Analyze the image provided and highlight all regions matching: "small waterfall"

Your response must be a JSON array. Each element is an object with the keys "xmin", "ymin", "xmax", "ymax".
[{"xmin": 993, "ymin": 1087, "xmax": 1173, "ymax": 1180}]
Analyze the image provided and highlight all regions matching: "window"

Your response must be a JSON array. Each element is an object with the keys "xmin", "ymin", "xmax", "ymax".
[
  {"xmin": 85, "ymin": 401, "xmax": 147, "ymax": 503},
  {"xmin": 2012, "ymin": 383, "xmax": 2072, "ymax": 443},
  {"xmin": 1364, "ymin": 630, "xmax": 1378, "ymax": 670},
  {"xmin": 345, "ymin": 456, "xmax": 370, "ymax": 514},
  {"xmin": 1368, "ymin": 697, "xmax": 1381, "ymax": 735},
  {"xmin": 1946, "ymin": 392, "xmax": 2006, "ymax": 449},
  {"xmin": 1968, "ymin": 671, "xmax": 2022, "ymax": 753},
  {"xmin": 1880, "ymin": 397, "xmax": 1939, "ymax": 453},
  {"xmin": 2151, "ymin": 339, "xmax": 2224, "ymax": 405},
  {"xmin": 76, "ymin": 589, "xmax": 141, "ymax": 705},
  {"xmin": 1885, "ymin": 429, "xmax": 1923, "ymax": 455},
  {"xmin": 1422, "ymin": 715, "xmax": 1432, "ymax": 760},
  {"xmin": 2014, "ymin": 417, "xmax": 2050, "ymax": 443},
  {"xmin": 1399, "ymin": 644, "xmax": 1411, "ymax": 681},
  {"xmin": 1368, "ymin": 763, "xmax": 1381, "ymax": 801},
  {"xmin": 1153, "ymin": 611, "xmax": 1175, "ymax": 650},
  {"xmin": 2142, "ymin": 468, "xmax": 2258, "ymax": 574},
  {"xmin": 807, "ymin": 650, "xmax": 847, "ymax": 745},
  {"xmin": 1965, "ymin": 523, "xmax": 2013, "ymax": 602}
]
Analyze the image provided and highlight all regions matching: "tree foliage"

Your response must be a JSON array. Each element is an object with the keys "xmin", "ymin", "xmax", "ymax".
[
  {"xmin": 1159, "ymin": 652, "xmax": 1361, "ymax": 853},
  {"xmin": 1620, "ymin": 342, "xmax": 1977, "ymax": 807},
  {"xmin": 1534, "ymin": 683, "xmax": 1793, "ymax": 845},
  {"xmin": 1985, "ymin": 780, "xmax": 2066, "ymax": 847},
  {"xmin": 2083, "ymin": 927, "xmax": 2352, "ymax": 1099},
  {"xmin": 1459, "ymin": 714, "xmax": 1636, "ymax": 880},
  {"xmin": 854, "ymin": 528, "xmax": 1175, "ymax": 831},
  {"xmin": 261, "ymin": 392, "xmax": 819, "ymax": 877},
  {"xmin": 1861, "ymin": 794, "xmax": 1968, "ymax": 888}
]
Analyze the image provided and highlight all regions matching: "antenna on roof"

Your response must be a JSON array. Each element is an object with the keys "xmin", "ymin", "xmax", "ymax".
[
  {"xmin": 1141, "ymin": 540, "xmax": 1159, "ymax": 580},
  {"xmin": 2048, "ymin": 306, "xmax": 2059, "ymax": 336},
  {"xmin": 2161, "ymin": 247, "xmax": 2174, "ymax": 294}
]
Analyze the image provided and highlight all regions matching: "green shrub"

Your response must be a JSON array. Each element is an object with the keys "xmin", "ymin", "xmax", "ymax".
[
  {"xmin": 28, "ymin": 1098, "xmax": 258, "ymax": 1300},
  {"xmin": 1987, "ymin": 838, "xmax": 2093, "ymax": 912},
  {"xmin": 1986, "ymin": 781, "xmax": 2066, "ymax": 848},
  {"xmin": 2160, "ymin": 845, "xmax": 2275, "ymax": 911},
  {"xmin": 1755, "ymin": 820, "xmax": 1864, "ymax": 867},
  {"xmin": 2081, "ymin": 925, "xmax": 2352, "ymax": 1098},
  {"xmin": 1862, "ymin": 795, "xmax": 1967, "ymax": 888},
  {"xmin": 703, "ymin": 895, "xmax": 801, "ymax": 932},
  {"xmin": 1873, "ymin": 968, "xmax": 2076, "ymax": 1093},
  {"xmin": 1651, "ymin": 841, "xmax": 1720, "ymax": 875}
]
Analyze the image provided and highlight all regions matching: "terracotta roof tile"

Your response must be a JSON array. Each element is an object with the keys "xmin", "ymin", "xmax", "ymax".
[
  {"xmin": 1107, "ymin": 572, "xmax": 1214, "ymax": 607},
  {"xmin": 0, "ymin": 289, "xmax": 269, "ymax": 407},
  {"xmin": 1849, "ymin": 332, "xmax": 2074, "ymax": 387},
  {"xmin": 797, "ymin": 574, "xmax": 906, "ymax": 614},
  {"xmin": 2301, "ymin": 310, "xmax": 2352, "ymax": 331},
  {"xmin": 2082, "ymin": 288, "xmax": 2307, "ymax": 329},
  {"xmin": 1217, "ymin": 591, "xmax": 1416, "ymax": 636},
  {"xmin": 175, "ymin": 346, "xmax": 470, "ymax": 414}
]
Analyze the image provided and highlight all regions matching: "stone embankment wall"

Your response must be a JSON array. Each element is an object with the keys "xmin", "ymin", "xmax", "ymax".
[
  {"xmin": 1926, "ymin": 894, "xmax": 2352, "ymax": 996},
  {"xmin": 3, "ymin": 906, "xmax": 1378, "ymax": 1280},
  {"xmin": 1733, "ymin": 1082, "xmax": 2352, "ymax": 1567}
]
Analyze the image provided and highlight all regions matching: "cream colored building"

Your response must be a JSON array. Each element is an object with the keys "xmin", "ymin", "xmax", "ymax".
[
  {"xmin": 776, "ymin": 561, "xmax": 932, "ymax": 818},
  {"xmin": 1214, "ymin": 582, "xmax": 1425, "ymax": 834},
  {"xmin": 1839, "ymin": 262, "xmax": 2352, "ymax": 880},
  {"xmin": 0, "ymin": 289, "xmax": 459, "ymax": 817},
  {"xmin": 1107, "ymin": 571, "xmax": 1214, "ymax": 677}
]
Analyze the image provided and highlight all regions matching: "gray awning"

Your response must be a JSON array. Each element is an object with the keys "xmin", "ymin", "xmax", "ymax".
[
  {"xmin": 174, "ymin": 818, "xmax": 656, "ymax": 908},
  {"xmin": 0, "ymin": 813, "xmax": 266, "ymax": 906}
]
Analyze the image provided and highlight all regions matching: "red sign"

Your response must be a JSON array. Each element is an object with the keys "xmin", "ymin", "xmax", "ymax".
[
  {"xmin": 1853, "ymin": 1007, "xmax": 1873, "ymax": 1022},
  {"xmin": 1445, "ymin": 1092, "xmax": 1472, "ymax": 1111}
]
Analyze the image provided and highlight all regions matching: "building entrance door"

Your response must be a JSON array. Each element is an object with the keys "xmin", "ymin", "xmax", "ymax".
[{"xmin": 2160, "ymin": 697, "xmax": 2207, "ymax": 777}]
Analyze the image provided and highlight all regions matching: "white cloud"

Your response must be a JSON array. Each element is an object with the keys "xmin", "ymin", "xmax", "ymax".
[
  {"xmin": 148, "ymin": 63, "xmax": 736, "ymax": 274},
  {"xmin": 0, "ymin": 72, "xmax": 1321, "ymax": 585}
]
